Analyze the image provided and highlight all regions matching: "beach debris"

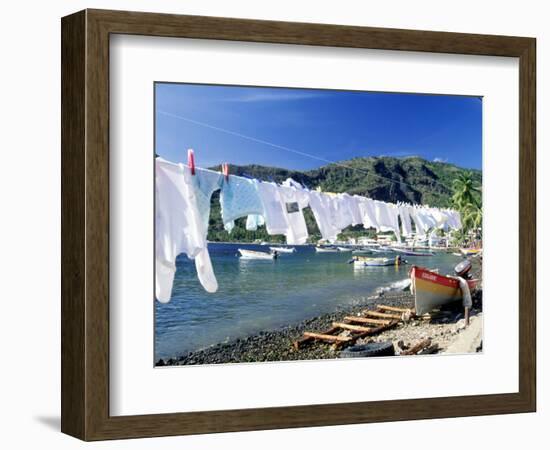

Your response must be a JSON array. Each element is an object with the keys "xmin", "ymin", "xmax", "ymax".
[
  {"xmin": 302, "ymin": 332, "xmax": 352, "ymax": 343},
  {"xmin": 344, "ymin": 316, "xmax": 392, "ymax": 326},
  {"xmin": 364, "ymin": 310, "xmax": 402, "ymax": 320},
  {"xmin": 333, "ymin": 322, "xmax": 374, "ymax": 333},
  {"xmin": 376, "ymin": 305, "xmax": 415, "ymax": 323},
  {"xmin": 293, "ymin": 304, "xmax": 413, "ymax": 350},
  {"xmin": 400, "ymin": 338, "xmax": 432, "ymax": 355}
]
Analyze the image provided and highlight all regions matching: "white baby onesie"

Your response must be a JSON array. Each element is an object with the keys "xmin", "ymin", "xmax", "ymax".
[{"xmin": 155, "ymin": 158, "xmax": 220, "ymax": 303}]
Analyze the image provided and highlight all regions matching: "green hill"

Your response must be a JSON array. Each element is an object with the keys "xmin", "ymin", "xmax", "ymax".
[{"xmin": 205, "ymin": 156, "xmax": 481, "ymax": 243}]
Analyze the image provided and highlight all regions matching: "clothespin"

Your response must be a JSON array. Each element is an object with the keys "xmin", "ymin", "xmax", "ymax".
[
  {"xmin": 187, "ymin": 149, "xmax": 196, "ymax": 175},
  {"xmin": 222, "ymin": 163, "xmax": 230, "ymax": 181}
]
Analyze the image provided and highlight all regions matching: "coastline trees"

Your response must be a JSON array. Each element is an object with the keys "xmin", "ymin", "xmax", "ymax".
[{"xmin": 450, "ymin": 172, "xmax": 482, "ymax": 246}]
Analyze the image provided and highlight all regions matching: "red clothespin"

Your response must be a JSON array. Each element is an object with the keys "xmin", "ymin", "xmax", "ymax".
[
  {"xmin": 222, "ymin": 163, "xmax": 230, "ymax": 181},
  {"xmin": 187, "ymin": 149, "xmax": 195, "ymax": 175}
]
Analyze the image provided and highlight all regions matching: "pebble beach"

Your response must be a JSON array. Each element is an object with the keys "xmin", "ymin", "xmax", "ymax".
[{"xmin": 156, "ymin": 266, "xmax": 483, "ymax": 367}]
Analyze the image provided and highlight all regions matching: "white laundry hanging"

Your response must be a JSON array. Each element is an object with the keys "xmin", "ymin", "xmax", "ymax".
[
  {"xmin": 155, "ymin": 158, "xmax": 221, "ymax": 303},
  {"xmin": 155, "ymin": 156, "xmax": 463, "ymax": 301}
]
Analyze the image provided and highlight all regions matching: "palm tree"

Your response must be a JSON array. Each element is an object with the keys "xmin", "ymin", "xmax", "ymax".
[
  {"xmin": 451, "ymin": 172, "xmax": 481, "ymax": 210},
  {"xmin": 462, "ymin": 202, "xmax": 483, "ymax": 231},
  {"xmin": 450, "ymin": 173, "xmax": 482, "ymax": 243}
]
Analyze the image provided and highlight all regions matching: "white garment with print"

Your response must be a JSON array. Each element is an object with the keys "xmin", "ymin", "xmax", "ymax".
[{"xmin": 279, "ymin": 180, "xmax": 310, "ymax": 244}]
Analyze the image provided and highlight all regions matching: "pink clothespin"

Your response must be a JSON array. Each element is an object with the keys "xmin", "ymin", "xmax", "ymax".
[
  {"xmin": 187, "ymin": 149, "xmax": 195, "ymax": 175},
  {"xmin": 222, "ymin": 163, "xmax": 229, "ymax": 181}
]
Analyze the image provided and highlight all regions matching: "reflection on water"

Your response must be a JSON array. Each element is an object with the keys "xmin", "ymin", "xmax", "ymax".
[{"xmin": 155, "ymin": 243, "xmax": 461, "ymax": 359}]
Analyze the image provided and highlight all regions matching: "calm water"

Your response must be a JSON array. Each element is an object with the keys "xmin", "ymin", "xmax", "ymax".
[{"xmin": 155, "ymin": 243, "xmax": 462, "ymax": 359}]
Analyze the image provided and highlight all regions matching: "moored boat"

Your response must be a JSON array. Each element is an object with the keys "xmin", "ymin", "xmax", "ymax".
[
  {"xmin": 460, "ymin": 248, "xmax": 482, "ymax": 256},
  {"xmin": 315, "ymin": 246, "xmax": 339, "ymax": 253},
  {"xmin": 269, "ymin": 246, "xmax": 296, "ymax": 253},
  {"xmin": 337, "ymin": 246, "xmax": 353, "ymax": 252},
  {"xmin": 410, "ymin": 266, "xmax": 478, "ymax": 315},
  {"xmin": 353, "ymin": 256, "xmax": 404, "ymax": 267},
  {"xmin": 238, "ymin": 249, "xmax": 277, "ymax": 260}
]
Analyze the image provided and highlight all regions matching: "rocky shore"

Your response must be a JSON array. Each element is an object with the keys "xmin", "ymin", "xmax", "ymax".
[{"xmin": 157, "ymin": 281, "xmax": 483, "ymax": 366}]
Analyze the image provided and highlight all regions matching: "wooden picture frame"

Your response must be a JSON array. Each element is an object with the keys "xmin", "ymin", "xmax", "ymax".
[{"xmin": 61, "ymin": 9, "xmax": 536, "ymax": 441}]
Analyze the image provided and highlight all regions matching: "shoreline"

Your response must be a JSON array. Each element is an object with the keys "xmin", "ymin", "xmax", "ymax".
[
  {"xmin": 156, "ymin": 285, "xmax": 482, "ymax": 366},
  {"xmin": 157, "ymin": 259, "xmax": 482, "ymax": 366}
]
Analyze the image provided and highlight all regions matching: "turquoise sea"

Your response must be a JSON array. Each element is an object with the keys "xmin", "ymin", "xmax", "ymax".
[{"xmin": 154, "ymin": 243, "xmax": 462, "ymax": 360}]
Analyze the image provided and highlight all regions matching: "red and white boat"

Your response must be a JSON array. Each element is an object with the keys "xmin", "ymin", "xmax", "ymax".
[{"xmin": 409, "ymin": 266, "xmax": 478, "ymax": 315}]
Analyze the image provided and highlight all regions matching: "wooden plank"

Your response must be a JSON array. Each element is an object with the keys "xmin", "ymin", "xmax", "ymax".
[
  {"xmin": 343, "ymin": 322, "xmax": 398, "ymax": 346},
  {"xmin": 344, "ymin": 316, "xmax": 391, "ymax": 326},
  {"xmin": 303, "ymin": 332, "xmax": 351, "ymax": 343},
  {"xmin": 376, "ymin": 305, "xmax": 413, "ymax": 313},
  {"xmin": 293, "ymin": 326, "xmax": 340, "ymax": 349},
  {"xmin": 364, "ymin": 310, "xmax": 402, "ymax": 320},
  {"xmin": 332, "ymin": 322, "xmax": 373, "ymax": 332}
]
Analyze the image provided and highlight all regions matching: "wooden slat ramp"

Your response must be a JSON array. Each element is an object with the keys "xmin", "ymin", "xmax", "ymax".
[{"xmin": 293, "ymin": 304, "xmax": 414, "ymax": 350}]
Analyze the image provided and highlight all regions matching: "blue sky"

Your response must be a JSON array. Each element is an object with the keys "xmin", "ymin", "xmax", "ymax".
[{"xmin": 155, "ymin": 83, "xmax": 482, "ymax": 171}]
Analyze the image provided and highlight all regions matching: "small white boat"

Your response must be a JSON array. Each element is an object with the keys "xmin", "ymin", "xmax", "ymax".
[
  {"xmin": 353, "ymin": 256, "xmax": 404, "ymax": 267},
  {"xmin": 238, "ymin": 249, "xmax": 276, "ymax": 260},
  {"xmin": 337, "ymin": 246, "xmax": 353, "ymax": 252},
  {"xmin": 269, "ymin": 246, "xmax": 296, "ymax": 253},
  {"xmin": 315, "ymin": 246, "xmax": 339, "ymax": 253}
]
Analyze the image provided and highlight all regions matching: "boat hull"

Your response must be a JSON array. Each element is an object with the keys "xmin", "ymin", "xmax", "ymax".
[
  {"xmin": 353, "ymin": 256, "xmax": 400, "ymax": 267},
  {"xmin": 238, "ymin": 249, "xmax": 275, "ymax": 260},
  {"xmin": 411, "ymin": 266, "xmax": 478, "ymax": 315},
  {"xmin": 460, "ymin": 248, "xmax": 482, "ymax": 256},
  {"xmin": 269, "ymin": 247, "xmax": 296, "ymax": 253},
  {"xmin": 315, "ymin": 247, "xmax": 338, "ymax": 253}
]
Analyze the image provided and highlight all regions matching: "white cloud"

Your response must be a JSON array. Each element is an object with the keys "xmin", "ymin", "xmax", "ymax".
[{"xmin": 434, "ymin": 157, "xmax": 448, "ymax": 163}]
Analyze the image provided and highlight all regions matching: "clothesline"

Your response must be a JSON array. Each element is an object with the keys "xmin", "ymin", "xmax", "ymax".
[
  {"xmin": 158, "ymin": 110, "xmax": 453, "ymax": 192},
  {"xmin": 155, "ymin": 156, "xmax": 461, "ymax": 303}
]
